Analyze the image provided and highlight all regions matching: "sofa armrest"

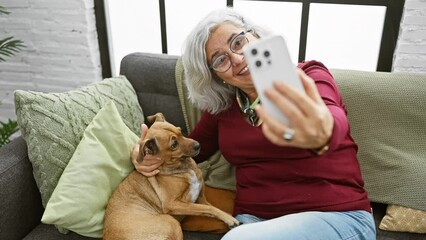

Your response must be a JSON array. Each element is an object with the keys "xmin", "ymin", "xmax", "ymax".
[{"xmin": 0, "ymin": 136, "xmax": 44, "ymax": 240}]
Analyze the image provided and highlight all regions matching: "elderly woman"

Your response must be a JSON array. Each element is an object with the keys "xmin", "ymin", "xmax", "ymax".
[{"xmin": 134, "ymin": 8, "xmax": 376, "ymax": 240}]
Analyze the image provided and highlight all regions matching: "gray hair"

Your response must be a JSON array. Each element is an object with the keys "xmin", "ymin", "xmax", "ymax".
[{"xmin": 182, "ymin": 8, "xmax": 270, "ymax": 114}]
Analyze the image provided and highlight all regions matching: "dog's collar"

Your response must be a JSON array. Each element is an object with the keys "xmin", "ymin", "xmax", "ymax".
[{"xmin": 236, "ymin": 88, "xmax": 261, "ymax": 126}]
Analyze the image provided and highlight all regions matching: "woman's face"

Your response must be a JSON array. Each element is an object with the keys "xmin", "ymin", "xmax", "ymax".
[{"xmin": 205, "ymin": 23, "xmax": 257, "ymax": 94}]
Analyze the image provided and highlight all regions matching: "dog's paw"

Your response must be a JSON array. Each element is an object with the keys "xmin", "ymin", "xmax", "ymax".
[{"xmin": 226, "ymin": 217, "xmax": 240, "ymax": 229}]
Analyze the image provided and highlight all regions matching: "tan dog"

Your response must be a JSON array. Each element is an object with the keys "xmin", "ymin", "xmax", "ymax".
[{"xmin": 103, "ymin": 113, "xmax": 239, "ymax": 240}]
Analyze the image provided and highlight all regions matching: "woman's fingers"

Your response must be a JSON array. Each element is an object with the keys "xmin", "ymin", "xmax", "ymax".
[
  {"xmin": 269, "ymin": 82, "xmax": 316, "ymax": 118},
  {"xmin": 133, "ymin": 154, "xmax": 163, "ymax": 177},
  {"xmin": 132, "ymin": 123, "xmax": 163, "ymax": 177},
  {"xmin": 132, "ymin": 124, "xmax": 148, "ymax": 165},
  {"xmin": 256, "ymin": 69, "xmax": 334, "ymax": 149},
  {"xmin": 256, "ymin": 105, "xmax": 290, "ymax": 147},
  {"xmin": 264, "ymin": 85, "xmax": 304, "ymax": 123},
  {"xmin": 135, "ymin": 155, "xmax": 162, "ymax": 177},
  {"xmin": 140, "ymin": 123, "xmax": 148, "ymax": 139}
]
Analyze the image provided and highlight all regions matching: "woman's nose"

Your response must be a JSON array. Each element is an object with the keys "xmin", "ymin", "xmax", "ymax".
[{"xmin": 229, "ymin": 52, "xmax": 244, "ymax": 66}]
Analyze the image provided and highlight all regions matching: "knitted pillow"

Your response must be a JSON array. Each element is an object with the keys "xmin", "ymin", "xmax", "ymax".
[{"xmin": 14, "ymin": 76, "xmax": 144, "ymax": 208}]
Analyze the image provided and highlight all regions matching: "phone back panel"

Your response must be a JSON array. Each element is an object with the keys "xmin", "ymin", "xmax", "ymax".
[{"xmin": 244, "ymin": 35, "xmax": 304, "ymax": 125}]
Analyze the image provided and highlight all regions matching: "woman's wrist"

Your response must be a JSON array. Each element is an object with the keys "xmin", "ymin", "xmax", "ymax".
[
  {"xmin": 310, "ymin": 130, "xmax": 331, "ymax": 155},
  {"xmin": 310, "ymin": 143, "xmax": 329, "ymax": 155}
]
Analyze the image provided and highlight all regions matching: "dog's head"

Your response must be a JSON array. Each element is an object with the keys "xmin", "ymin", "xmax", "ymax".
[{"xmin": 137, "ymin": 113, "xmax": 200, "ymax": 171}]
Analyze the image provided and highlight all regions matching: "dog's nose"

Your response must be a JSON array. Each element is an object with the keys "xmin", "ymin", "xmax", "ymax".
[{"xmin": 193, "ymin": 142, "xmax": 200, "ymax": 151}]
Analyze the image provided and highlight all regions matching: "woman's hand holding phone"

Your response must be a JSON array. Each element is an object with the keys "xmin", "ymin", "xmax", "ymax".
[
  {"xmin": 255, "ymin": 69, "xmax": 334, "ymax": 150},
  {"xmin": 244, "ymin": 35, "xmax": 333, "ymax": 150}
]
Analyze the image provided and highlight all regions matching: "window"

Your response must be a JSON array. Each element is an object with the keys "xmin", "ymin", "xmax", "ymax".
[
  {"xmin": 165, "ymin": 0, "xmax": 227, "ymax": 55},
  {"xmin": 97, "ymin": 0, "xmax": 405, "ymax": 77},
  {"xmin": 103, "ymin": 0, "xmax": 162, "ymax": 76},
  {"xmin": 233, "ymin": 1, "xmax": 303, "ymax": 63},
  {"xmin": 306, "ymin": 3, "xmax": 386, "ymax": 71}
]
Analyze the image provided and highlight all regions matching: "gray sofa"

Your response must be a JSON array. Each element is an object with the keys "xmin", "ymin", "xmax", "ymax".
[{"xmin": 1, "ymin": 52, "xmax": 425, "ymax": 240}]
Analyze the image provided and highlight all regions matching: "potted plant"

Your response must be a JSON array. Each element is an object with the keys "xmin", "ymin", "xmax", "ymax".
[{"xmin": 0, "ymin": 5, "xmax": 25, "ymax": 147}]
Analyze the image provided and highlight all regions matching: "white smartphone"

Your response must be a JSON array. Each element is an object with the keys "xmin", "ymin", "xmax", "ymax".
[{"xmin": 243, "ymin": 35, "xmax": 305, "ymax": 125}]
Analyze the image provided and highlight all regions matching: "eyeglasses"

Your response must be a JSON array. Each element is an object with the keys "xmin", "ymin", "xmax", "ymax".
[{"xmin": 208, "ymin": 30, "xmax": 252, "ymax": 73}]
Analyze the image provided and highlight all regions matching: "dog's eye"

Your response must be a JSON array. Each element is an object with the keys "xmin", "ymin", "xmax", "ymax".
[{"xmin": 171, "ymin": 137, "xmax": 179, "ymax": 150}]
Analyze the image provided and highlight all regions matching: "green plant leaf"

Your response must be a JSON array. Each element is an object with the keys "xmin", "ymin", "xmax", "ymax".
[
  {"xmin": 0, "ymin": 36, "xmax": 25, "ymax": 62},
  {"xmin": 0, "ymin": 6, "xmax": 11, "ymax": 15},
  {"xmin": 0, "ymin": 119, "xmax": 19, "ymax": 147}
]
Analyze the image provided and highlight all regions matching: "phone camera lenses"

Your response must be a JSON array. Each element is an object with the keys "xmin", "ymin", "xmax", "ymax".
[
  {"xmin": 251, "ymin": 49, "xmax": 258, "ymax": 55},
  {"xmin": 255, "ymin": 60, "xmax": 262, "ymax": 67},
  {"xmin": 264, "ymin": 51, "xmax": 270, "ymax": 57}
]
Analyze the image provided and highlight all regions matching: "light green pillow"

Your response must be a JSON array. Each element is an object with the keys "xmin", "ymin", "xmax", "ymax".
[
  {"xmin": 14, "ymin": 76, "xmax": 143, "ymax": 208},
  {"xmin": 41, "ymin": 101, "xmax": 138, "ymax": 238}
]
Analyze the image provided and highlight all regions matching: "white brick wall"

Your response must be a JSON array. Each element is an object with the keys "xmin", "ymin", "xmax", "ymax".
[
  {"xmin": 393, "ymin": 0, "xmax": 426, "ymax": 73},
  {"xmin": 0, "ymin": 1, "xmax": 425, "ymax": 123},
  {"xmin": 0, "ymin": 0, "xmax": 102, "ymax": 122}
]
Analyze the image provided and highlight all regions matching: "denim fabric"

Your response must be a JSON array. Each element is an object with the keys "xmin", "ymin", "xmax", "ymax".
[{"xmin": 222, "ymin": 210, "xmax": 376, "ymax": 240}]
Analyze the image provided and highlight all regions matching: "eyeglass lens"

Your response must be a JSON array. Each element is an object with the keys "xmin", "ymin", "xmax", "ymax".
[{"xmin": 212, "ymin": 33, "xmax": 249, "ymax": 72}]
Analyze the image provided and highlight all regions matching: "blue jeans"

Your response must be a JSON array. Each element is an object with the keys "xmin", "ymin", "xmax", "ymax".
[{"xmin": 221, "ymin": 210, "xmax": 376, "ymax": 240}]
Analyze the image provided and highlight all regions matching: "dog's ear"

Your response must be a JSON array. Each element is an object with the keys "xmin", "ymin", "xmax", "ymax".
[
  {"xmin": 147, "ymin": 113, "xmax": 166, "ymax": 124},
  {"xmin": 140, "ymin": 138, "xmax": 159, "ymax": 159}
]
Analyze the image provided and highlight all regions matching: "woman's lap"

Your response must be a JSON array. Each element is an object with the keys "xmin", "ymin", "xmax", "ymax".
[{"xmin": 221, "ymin": 210, "xmax": 376, "ymax": 240}]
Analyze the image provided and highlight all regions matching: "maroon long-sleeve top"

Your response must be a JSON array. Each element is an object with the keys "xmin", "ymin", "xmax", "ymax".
[{"xmin": 189, "ymin": 60, "xmax": 371, "ymax": 219}]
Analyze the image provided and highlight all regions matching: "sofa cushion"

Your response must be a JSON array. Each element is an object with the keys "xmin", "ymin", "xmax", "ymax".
[
  {"xmin": 41, "ymin": 101, "xmax": 138, "ymax": 238},
  {"xmin": 23, "ymin": 224, "xmax": 96, "ymax": 240},
  {"xmin": 0, "ymin": 137, "xmax": 43, "ymax": 240},
  {"xmin": 331, "ymin": 69, "xmax": 426, "ymax": 211},
  {"xmin": 14, "ymin": 76, "xmax": 144, "ymax": 208},
  {"xmin": 23, "ymin": 224, "xmax": 225, "ymax": 240}
]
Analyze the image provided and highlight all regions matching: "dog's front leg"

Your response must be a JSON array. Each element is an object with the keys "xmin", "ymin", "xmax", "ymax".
[
  {"xmin": 164, "ymin": 201, "xmax": 239, "ymax": 228},
  {"xmin": 194, "ymin": 184, "xmax": 211, "ymax": 205}
]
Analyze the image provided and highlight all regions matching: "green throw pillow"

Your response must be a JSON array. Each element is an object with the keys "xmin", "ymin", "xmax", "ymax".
[
  {"xmin": 14, "ymin": 76, "xmax": 143, "ymax": 208},
  {"xmin": 42, "ymin": 101, "xmax": 138, "ymax": 238}
]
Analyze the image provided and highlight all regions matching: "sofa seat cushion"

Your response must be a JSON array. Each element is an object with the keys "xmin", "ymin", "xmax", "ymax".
[
  {"xmin": 23, "ymin": 224, "xmax": 224, "ymax": 240},
  {"xmin": 183, "ymin": 231, "xmax": 224, "ymax": 240},
  {"xmin": 23, "ymin": 224, "xmax": 97, "ymax": 240}
]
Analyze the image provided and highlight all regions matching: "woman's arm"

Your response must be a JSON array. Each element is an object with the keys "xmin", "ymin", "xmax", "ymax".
[{"xmin": 188, "ymin": 111, "xmax": 220, "ymax": 163}]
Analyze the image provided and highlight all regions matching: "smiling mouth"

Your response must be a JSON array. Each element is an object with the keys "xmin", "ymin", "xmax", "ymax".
[{"xmin": 238, "ymin": 66, "xmax": 249, "ymax": 75}]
